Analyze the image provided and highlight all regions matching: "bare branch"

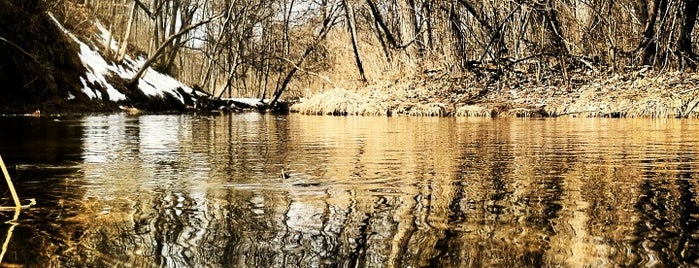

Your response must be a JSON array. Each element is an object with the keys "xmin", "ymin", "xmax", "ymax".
[{"xmin": 128, "ymin": 13, "xmax": 224, "ymax": 88}]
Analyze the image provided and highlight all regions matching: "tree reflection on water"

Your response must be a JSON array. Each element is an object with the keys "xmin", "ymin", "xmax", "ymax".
[{"xmin": 0, "ymin": 115, "xmax": 699, "ymax": 267}]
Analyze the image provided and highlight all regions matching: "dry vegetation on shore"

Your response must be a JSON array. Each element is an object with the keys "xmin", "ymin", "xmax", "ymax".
[
  {"xmin": 280, "ymin": 0, "xmax": 699, "ymax": 119},
  {"xmin": 5, "ymin": 0, "xmax": 699, "ymax": 116},
  {"xmin": 291, "ymin": 68, "xmax": 699, "ymax": 118}
]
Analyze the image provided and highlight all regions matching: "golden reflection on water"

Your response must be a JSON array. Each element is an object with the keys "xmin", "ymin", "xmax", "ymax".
[{"xmin": 1, "ymin": 115, "xmax": 699, "ymax": 267}]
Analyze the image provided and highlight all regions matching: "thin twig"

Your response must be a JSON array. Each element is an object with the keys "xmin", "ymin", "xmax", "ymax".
[
  {"xmin": 682, "ymin": 99, "xmax": 699, "ymax": 118},
  {"xmin": 0, "ymin": 36, "xmax": 42, "ymax": 65},
  {"xmin": 275, "ymin": 56, "xmax": 335, "ymax": 86},
  {"xmin": 679, "ymin": 86, "xmax": 699, "ymax": 95},
  {"xmin": 0, "ymin": 208, "xmax": 20, "ymax": 265},
  {"xmin": 0, "ymin": 155, "xmax": 21, "ymax": 209}
]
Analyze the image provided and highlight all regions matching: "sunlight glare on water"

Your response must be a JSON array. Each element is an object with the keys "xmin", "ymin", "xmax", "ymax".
[{"xmin": 0, "ymin": 114, "xmax": 698, "ymax": 267}]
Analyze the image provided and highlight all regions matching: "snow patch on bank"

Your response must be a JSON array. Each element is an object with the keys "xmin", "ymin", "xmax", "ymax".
[
  {"xmin": 94, "ymin": 22, "xmax": 119, "ymax": 52},
  {"xmin": 49, "ymin": 12, "xmax": 191, "ymax": 103},
  {"xmin": 93, "ymin": 23, "xmax": 190, "ymax": 103},
  {"xmin": 221, "ymin": 98, "xmax": 269, "ymax": 107},
  {"xmin": 48, "ymin": 12, "xmax": 270, "ymax": 109},
  {"xmin": 76, "ymin": 40, "xmax": 126, "ymax": 101}
]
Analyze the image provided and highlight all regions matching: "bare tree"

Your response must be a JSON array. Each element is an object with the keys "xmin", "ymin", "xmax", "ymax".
[
  {"xmin": 679, "ymin": 0, "xmax": 699, "ymax": 68},
  {"xmin": 127, "ymin": 12, "xmax": 223, "ymax": 89},
  {"xmin": 268, "ymin": 0, "xmax": 343, "ymax": 108},
  {"xmin": 342, "ymin": 0, "xmax": 367, "ymax": 83},
  {"xmin": 74, "ymin": 0, "xmax": 699, "ymax": 109}
]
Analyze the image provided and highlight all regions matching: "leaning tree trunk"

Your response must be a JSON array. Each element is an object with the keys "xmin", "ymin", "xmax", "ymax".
[
  {"xmin": 343, "ymin": 0, "xmax": 367, "ymax": 83},
  {"xmin": 366, "ymin": 0, "xmax": 399, "ymax": 48},
  {"xmin": 127, "ymin": 14, "xmax": 222, "ymax": 90},
  {"xmin": 268, "ymin": 11, "xmax": 339, "ymax": 109}
]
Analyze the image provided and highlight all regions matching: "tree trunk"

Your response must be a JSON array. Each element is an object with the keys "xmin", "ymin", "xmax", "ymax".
[
  {"xmin": 533, "ymin": 0, "xmax": 569, "ymax": 57},
  {"xmin": 150, "ymin": 0, "xmax": 160, "ymax": 55},
  {"xmin": 284, "ymin": 0, "xmax": 296, "ymax": 56},
  {"xmin": 449, "ymin": 4, "xmax": 468, "ymax": 69},
  {"xmin": 455, "ymin": 0, "xmax": 495, "ymax": 37},
  {"xmin": 116, "ymin": 1, "xmax": 137, "ymax": 63},
  {"xmin": 424, "ymin": 0, "xmax": 434, "ymax": 50},
  {"xmin": 679, "ymin": 0, "xmax": 699, "ymax": 68},
  {"xmin": 199, "ymin": 2, "xmax": 234, "ymax": 91},
  {"xmin": 269, "ymin": 48, "xmax": 310, "ymax": 109},
  {"xmin": 127, "ymin": 14, "xmax": 222, "ymax": 89},
  {"xmin": 268, "ymin": 7, "xmax": 339, "ymax": 109},
  {"xmin": 398, "ymin": 0, "xmax": 419, "ymax": 59},
  {"xmin": 373, "ymin": 15, "xmax": 392, "ymax": 62},
  {"xmin": 343, "ymin": 0, "xmax": 367, "ymax": 83},
  {"xmin": 366, "ymin": 0, "xmax": 399, "ymax": 48},
  {"xmin": 259, "ymin": 44, "xmax": 271, "ymax": 101},
  {"xmin": 133, "ymin": 0, "xmax": 154, "ymax": 18},
  {"xmin": 639, "ymin": 0, "xmax": 662, "ymax": 65},
  {"xmin": 546, "ymin": 2, "xmax": 569, "ymax": 56}
]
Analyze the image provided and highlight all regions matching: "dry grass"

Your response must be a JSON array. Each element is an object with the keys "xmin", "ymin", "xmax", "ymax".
[
  {"xmin": 291, "ymin": 86, "xmax": 452, "ymax": 117},
  {"xmin": 406, "ymin": 103, "xmax": 446, "ymax": 117},
  {"xmin": 290, "ymin": 87, "xmax": 382, "ymax": 116},
  {"xmin": 503, "ymin": 108, "xmax": 537, "ymax": 118},
  {"xmin": 455, "ymin": 105, "xmax": 493, "ymax": 117},
  {"xmin": 292, "ymin": 61, "xmax": 699, "ymax": 118},
  {"xmin": 552, "ymin": 71, "xmax": 699, "ymax": 118},
  {"xmin": 626, "ymin": 94, "xmax": 683, "ymax": 118}
]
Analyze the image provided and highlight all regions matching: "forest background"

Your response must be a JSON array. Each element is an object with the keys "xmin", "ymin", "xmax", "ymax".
[{"xmin": 4, "ymin": 0, "xmax": 699, "ymax": 116}]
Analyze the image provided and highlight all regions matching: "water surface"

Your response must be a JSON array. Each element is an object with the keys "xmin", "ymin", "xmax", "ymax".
[{"xmin": 0, "ymin": 114, "xmax": 698, "ymax": 267}]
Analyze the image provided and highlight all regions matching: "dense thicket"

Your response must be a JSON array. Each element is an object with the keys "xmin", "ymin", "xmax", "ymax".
[
  {"xmin": 0, "ymin": 0, "xmax": 91, "ymax": 113},
  {"xmin": 55, "ymin": 0, "xmax": 699, "ymax": 105}
]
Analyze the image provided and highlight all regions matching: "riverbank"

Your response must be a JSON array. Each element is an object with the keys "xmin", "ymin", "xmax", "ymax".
[
  {"xmin": 0, "ymin": 1, "xmax": 279, "ymax": 115},
  {"xmin": 291, "ymin": 67, "xmax": 699, "ymax": 118},
  {"xmin": 2, "ymin": 1, "xmax": 698, "ymax": 118}
]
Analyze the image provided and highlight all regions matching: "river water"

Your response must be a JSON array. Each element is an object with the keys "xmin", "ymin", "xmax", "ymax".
[{"xmin": 0, "ymin": 114, "xmax": 698, "ymax": 267}]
